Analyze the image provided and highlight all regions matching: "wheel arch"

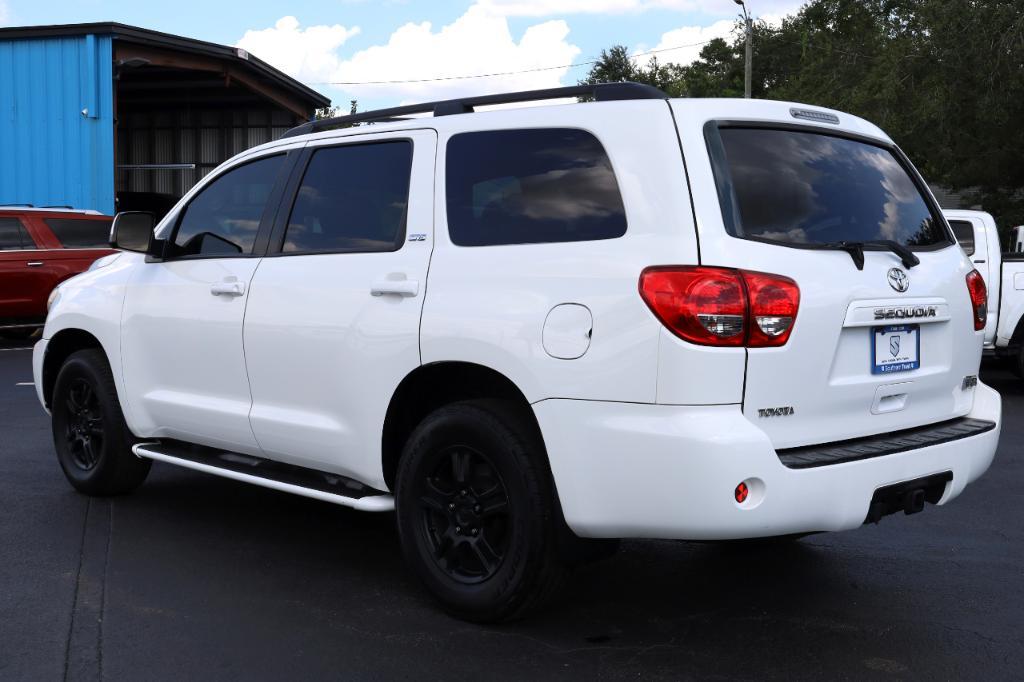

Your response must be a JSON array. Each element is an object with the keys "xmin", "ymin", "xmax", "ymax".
[
  {"xmin": 41, "ymin": 328, "xmax": 105, "ymax": 409},
  {"xmin": 381, "ymin": 361, "xmax": 546, "ymax": 490}
]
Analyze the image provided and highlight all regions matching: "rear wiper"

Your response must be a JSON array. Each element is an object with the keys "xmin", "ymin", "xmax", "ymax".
[{"xmin": 818, "ymin": 240, "xmax": 920, "ymax": 271}]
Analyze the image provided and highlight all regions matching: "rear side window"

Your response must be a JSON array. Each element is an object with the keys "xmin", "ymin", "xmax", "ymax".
[
  {"xmin": 949, "ymin": 220, "xmax": 975, "ymax": 256},
  {"xmin": 45, "ymin": 218, "xmax": 112, "ymax": 248},
  {"xmin": 708, "ymin": 127, "xmax": 949, "ymax": 249},
  {"xmin": 171, "ymin": 155, "xmax": 285, "ymax": 257},
  {"xmin": 283, "ymin": 141, "xmax": 412, "ymax": 254},
  {"xmin": 446, "ymin": 128, "xmax": 627, "ymax": 246},
  {"xmin": 0, "ymin": 218, "xmax": 34, "ymax": 250}
]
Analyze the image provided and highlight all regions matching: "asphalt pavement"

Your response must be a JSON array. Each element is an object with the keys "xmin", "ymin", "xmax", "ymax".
[{"xmin": 1, "ymin": 336, "xmax": 1021, "ymax": 680}]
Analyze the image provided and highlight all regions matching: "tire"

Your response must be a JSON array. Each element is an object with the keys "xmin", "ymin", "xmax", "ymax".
[
  {"xmin": 395, "ymin": 400, "xmax": 568, "ymax": 622},
  {"xmin": 51, "ymin": 349, "xmax": 150, "ymax": 495}
]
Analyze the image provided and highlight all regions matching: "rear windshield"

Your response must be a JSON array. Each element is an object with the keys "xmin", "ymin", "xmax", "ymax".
[
  {"xmin": 709, "ymin": 127, "xmax": 949, "ymax": 249},
  {"xmin": 45, "ymin": 218, "xmax": 112, "ymax": 248}
]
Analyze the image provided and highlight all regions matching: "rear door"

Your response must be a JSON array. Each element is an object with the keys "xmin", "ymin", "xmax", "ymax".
[
  {"xmin": 0, "ymin": 216, "xmax": 48, "ymax": 320},
  {"xmin": 243, "ymin": 130, "xmax": 435, "ymax": 487},
  {"xmin": 678, "ymin": 109, "xmax": 979, "ymax": 449}
]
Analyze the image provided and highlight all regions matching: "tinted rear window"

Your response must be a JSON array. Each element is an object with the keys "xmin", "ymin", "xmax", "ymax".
[
  {"xmin": 45, "ymin": 218, "xmax": 112, "ymax": 248},
  {"xmin": 949, "ymin": 220, "xmax": 975, "ymax": 256},
  {"xmin": 0, "ymin": 218, "xmax": 35, "ymax": 250},
  {"xmin": 446, "ymin": 128, "xmax": 627, "ymax": 246},
  {"xmin": 710, "ymin": 127, "xmax": 948, "ymax": 248}
]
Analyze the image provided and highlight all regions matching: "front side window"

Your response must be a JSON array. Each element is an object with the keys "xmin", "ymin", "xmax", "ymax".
[
  {"xmin": 709, "ymin": 127, "xmax": 949, "ymax": 249},
  {"xmin": 283, "ymin": 141, "xmax": 413, "ymax": 254},
  {"xmin": 446, "ymin": 128, "xmax": 627, "ymax": 246},
  {"xmin": 170, "ymin": 155, "xmax": 285, "ymax": 257},
  {"xmin": 949, "ymin": 220, "xmax": 975, "ymax": 256},
  {"xmin": 45, "ymin": 218, "xmax": 112, "ymax": 248},
  {"xmin": 0, "ymin": 218, "xmax": 34, "ymax": 250}
]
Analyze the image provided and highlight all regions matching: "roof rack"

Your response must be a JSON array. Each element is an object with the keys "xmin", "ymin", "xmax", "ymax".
[{"xmin": 281, "ymin": 81, "xmax": 667, "ymax": 139}]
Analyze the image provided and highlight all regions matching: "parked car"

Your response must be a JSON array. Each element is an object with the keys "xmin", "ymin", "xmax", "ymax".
[
  {"xmin": 34, "ymin": 84, "xmax": 1001, "ymax": 622},
  {"xmin": 0, "ymin": 207, "xmax": 114, "ymax": 339},
  {"xmin": 945, "ymin": 209, "xmax": 1024, "ymax": 374}
]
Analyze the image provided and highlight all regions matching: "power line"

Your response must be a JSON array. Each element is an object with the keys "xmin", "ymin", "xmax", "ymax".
[{"xmin": 310, "ymin": 38, "xmax": 725, "ymax": 86}]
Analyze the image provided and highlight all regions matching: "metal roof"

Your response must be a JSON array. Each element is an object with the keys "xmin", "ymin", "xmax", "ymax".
[{"xmin": 0, "ymin": 22, "xmax": 330, "ymax": 109}]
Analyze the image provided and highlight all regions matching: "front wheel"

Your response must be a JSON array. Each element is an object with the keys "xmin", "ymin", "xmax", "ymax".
[
  {"xmin": 395, "ymin": 400, "xmax": 568, "ymax": 622},
  {"xmin": 51, "ymin": 349, "xmax": 150, "ymax": 495}
]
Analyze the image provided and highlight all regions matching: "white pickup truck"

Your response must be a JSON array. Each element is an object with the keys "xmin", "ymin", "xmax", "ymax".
[{"xmin": 945, "ymin": 209, "xmax": 1024, "ymax": 373}]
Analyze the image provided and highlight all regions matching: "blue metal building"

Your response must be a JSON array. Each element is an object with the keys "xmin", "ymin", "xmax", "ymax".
[{"xmin": 0, "ymin": 23, "xmax": 329, "ymax": 216}]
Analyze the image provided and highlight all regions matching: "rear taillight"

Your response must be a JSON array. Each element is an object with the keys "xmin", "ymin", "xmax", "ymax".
[
  {"xmin": 639, "ymin": 266, "xmax": 800, "ymax": 347},
  {"xmin": 966, "ymin": 270, "xmax": 987, "ymax": 331}
]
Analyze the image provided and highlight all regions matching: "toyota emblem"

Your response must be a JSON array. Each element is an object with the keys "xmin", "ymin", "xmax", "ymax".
[{"xmin": 887, "ymin": 268, "xmax": 909, "ymax": 292}]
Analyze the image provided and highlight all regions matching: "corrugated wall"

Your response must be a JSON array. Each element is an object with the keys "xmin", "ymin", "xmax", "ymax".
[
  {"xmin": 116, "ymin": 108, "xmax": 295, "ymax": 197},
  {"xmin": 0, "ymin": 34, "xmax": 115, "ymax": 214}
]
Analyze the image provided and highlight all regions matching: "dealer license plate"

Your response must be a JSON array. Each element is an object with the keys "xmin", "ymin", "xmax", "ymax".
[{"xmin": 872, "ymin": 324, "xmax": 920, "ymax": 374}]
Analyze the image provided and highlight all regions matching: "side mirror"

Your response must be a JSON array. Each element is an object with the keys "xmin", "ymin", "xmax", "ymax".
[{"xmin": 110, "ymin": 212, "xmax": 155, "ymax": 253}]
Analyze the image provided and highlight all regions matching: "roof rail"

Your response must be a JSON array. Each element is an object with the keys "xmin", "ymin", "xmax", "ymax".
[{"xmin": 281, "ymin": 81, "xmax": 667, "ymax": 139}]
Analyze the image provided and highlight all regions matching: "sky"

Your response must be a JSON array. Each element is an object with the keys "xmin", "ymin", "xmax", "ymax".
[{"xmin": 0, "ymin": 0, "xmax": 805, "ymax": 111}]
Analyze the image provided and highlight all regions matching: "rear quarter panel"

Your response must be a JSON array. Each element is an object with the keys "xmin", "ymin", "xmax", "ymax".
[{"xmin": 421, "ymin": 101, "xmax": 699, "ymax": 403}]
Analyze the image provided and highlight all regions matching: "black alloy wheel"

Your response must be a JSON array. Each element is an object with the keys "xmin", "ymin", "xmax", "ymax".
[
  {"xmin": 52, "ymin": 349, "xmax": 150, "ymax": 495},
  {"xmin": 63, "ymin": 377, "xmax": 105, "ymax": 471},
  {"xmin": 396, "ymin": 400, "xmax": 570, "ymax": 622},
  {"xmin": 418, "ymin": 445, "xmax": 511, "ymax": 584}
]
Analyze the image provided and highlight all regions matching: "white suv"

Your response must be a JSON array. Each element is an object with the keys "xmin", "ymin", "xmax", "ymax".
[{"xmin": 34, "ymin": 83, "xmax": 1001, "ymax": 621}]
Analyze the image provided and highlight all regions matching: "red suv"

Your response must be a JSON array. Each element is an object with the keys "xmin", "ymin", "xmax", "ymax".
[{"xmin": 0, "ymin": 207, "xmax": 115, "ymax": 340}]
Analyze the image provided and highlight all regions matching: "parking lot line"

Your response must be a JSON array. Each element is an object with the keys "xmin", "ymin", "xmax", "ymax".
[
  {"xmin": 16, "ymin": 382, "xmax": 34, "ymax": 386},
  {"xmin": 0, "ymin": 347, "xmax": 32, "ymax": 352}
]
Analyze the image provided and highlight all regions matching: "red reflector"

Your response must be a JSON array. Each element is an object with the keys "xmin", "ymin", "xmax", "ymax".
[
  {"xmin": 638, "ymin": 266, "xmax": 800, "ymax": 347},
  {"xmin": 735, "ymin": 482, "xmax": 749, "ymax": 504},
  {"xmin": 966, "ymin": 270, "xmax": 987, "ymax": 331}
]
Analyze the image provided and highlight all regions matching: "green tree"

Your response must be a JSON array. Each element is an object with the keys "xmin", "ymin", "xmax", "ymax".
[{"xmin": 582, "ymin": 0, "xmax": 1024, "ymax": 236}]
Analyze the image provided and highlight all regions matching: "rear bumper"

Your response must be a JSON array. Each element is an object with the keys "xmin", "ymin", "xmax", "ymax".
[{"xmin": 534, "ymin": 383, "xmax": 1001, "ymax": 540}]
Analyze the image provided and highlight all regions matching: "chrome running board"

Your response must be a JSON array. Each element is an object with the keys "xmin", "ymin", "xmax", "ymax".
[{"xmin": 133, "ymin": 441, "xmax": 394, "ymax": 512}]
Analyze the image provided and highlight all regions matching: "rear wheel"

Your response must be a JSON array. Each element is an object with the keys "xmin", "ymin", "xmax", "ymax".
[
  {"xmin": 395, "ymin": 400, "xmax": 568, "ymax": 622},
  {"xmin": 52, "ymin": 349, "xmax": 150, "ymax": 495}
]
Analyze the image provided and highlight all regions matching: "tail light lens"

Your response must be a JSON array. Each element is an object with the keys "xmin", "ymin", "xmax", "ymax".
[
  {"xmin": 966, "ymin": 269, "xmax": 987, "ymax": 331},
  {"xmin": 639, "ymin": 266, "xmax": 799, "ymax": 347},
  {"xmin": 743, "ymin": 270, "xmax": 800, "ymax": 347}
]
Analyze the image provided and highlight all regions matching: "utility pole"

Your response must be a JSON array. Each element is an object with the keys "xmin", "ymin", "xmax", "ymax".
[{"xmin": 735, "ymin": 0, "xmax": 752, "ymax": 98}]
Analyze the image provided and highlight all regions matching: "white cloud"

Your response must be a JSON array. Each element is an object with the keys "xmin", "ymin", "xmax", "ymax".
[
  {"xmin": 634, "ymin": 4, "xmax": 801, "ymax": 67},
  {"xmin": 477, "ymin": 0, "xmax": 805, "ymax": 17},
  {"xmin": 238, "ymin": 4, "xmax": 581, "ymax": 105},
  {"xmin": 236, "ymin": 16, "xmax": 360, "ymax": 84},
  {"xmin": 477, "ymin": 0, "xmax": 692, "ymax": 15},
  {"xmin": 636, "ymin": 19, "xmax": 737, "ymax": 67}
]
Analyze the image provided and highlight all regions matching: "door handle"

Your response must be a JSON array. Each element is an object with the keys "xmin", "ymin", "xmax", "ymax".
[
  {"xmin": 370, "ymin": 278, "xmax": 419, "ymax": 297},
  {"xmin": 210, "ymin": 280, "xmax": 245, "ymax": 297},
  {"xmin": 26, "ymin": 261, "xmax": 44, "ymax": 267}
]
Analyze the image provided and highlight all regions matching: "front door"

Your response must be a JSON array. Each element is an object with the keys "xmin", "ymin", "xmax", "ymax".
[
  {"xmin": 121, "ymin": 152, "xmax": 294, "ymax": 454},
  {"xmin": 243, "ymin": 130, "xmax": 436, "ymax": 487}
]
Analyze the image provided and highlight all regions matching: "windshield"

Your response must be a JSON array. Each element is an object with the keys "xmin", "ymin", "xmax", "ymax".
[{"xmin": 709, "ymin": 127, "xmax": 949, "ymax": 249}]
